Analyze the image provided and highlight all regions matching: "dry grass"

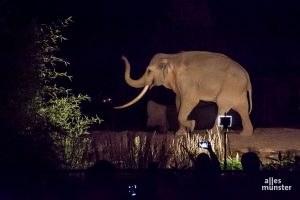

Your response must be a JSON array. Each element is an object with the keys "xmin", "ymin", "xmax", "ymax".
[{"xmin": 91, "ymin": 127, "xmax": 234, "ymax": 169}]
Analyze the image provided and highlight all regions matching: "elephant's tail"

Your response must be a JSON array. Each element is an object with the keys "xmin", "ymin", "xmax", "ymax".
[{"xmin": 247, "ymin": 73, "xmax": 252, "ymax": 114}]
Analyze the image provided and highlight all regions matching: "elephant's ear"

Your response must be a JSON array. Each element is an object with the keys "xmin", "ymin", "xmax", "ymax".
[{"xmin": 160, "ymin": 58, "xmax": 170, "ymax": 80}]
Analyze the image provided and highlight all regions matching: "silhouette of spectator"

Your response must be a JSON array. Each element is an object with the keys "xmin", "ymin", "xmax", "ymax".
[
  {"xmin": 241, "ymin": 152, "xmax": 261, "ymax": 173},
  {"xmin": 82, "ymin": 160, "xmax": 124, "ymax": 200},
  {"xmin": 236, "ymin": 152, "xmax": 262, "ymax": 199},
  {"xmin": 86, "ymin": 160, "xmax": 117, "ymax": 184},
  {"xmin": 185, "ymin": 142, "xmax": 222, "ymax": 199},
  {"xmin": 194, "ymin": 141, "xmax": 221, "ymax": 175},
  {"xmin": 194, "ymin": 153, "xmax": 213, "ymax": 174},
  {"xmin": 147, "ymin": 162, "xmax": 158, "ymax": 175},
  {"xmin": 138, "ymin": 162, "xmax": 159, "ymax": 200}
]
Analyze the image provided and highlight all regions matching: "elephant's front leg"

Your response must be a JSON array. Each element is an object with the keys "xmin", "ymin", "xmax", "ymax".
[
  {"xmin": 175, "ymin": 97, "xmax": 198, "ymax": 136},
  {"xmin": 175, "ymin": 95, "xmax": 187, "ymax": 135}
]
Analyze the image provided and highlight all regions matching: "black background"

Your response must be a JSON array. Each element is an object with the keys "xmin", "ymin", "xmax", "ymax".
[{"xmin": 1, "ymin": 0, "xmax": 300, "ymax": 130}]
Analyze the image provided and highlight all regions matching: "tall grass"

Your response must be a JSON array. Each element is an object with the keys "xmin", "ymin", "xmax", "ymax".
[{"xmin": 92, "ymin": 127, "xmax": 241, "ymax": 169}]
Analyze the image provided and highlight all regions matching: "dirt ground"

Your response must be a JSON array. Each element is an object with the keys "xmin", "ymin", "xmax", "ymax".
[{"xmin": 227, "ymin": 128, "xmax": 300, "ymax": 162}]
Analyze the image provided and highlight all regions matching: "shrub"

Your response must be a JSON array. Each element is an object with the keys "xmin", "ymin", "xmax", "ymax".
[
  {"xmin": 263, "ymin": 151, "xmax": 297, "ymax": 171},
  {"xmin": 26, "ymin": 17, "xmax": 101, "ymax": 169}
]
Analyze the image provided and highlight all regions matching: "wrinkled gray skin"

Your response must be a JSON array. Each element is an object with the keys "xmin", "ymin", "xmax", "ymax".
[{"xmin": 117, "ymin": 51, "xmax": 253, "ymax": 136}]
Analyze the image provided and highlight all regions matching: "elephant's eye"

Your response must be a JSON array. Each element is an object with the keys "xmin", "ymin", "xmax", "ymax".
[{"xmin": 147, "ymin": 69, "xmax": 152, "ymax": 74}]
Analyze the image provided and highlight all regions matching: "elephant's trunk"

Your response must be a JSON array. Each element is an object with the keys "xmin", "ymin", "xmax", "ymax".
[
  {"xmin": 114, "ymin": 85, "xmax": 149, "ymax": 109},
  {"xmin": 123, "ymin": 56, "xmax": 146, "ymax": 88}
]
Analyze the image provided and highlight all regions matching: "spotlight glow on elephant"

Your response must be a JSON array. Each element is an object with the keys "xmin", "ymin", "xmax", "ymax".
[{"xmin": 115, "ymin": 51, "xmax": 253, "ymax": 136}]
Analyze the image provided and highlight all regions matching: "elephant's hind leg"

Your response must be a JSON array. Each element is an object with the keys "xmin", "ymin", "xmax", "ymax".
[{"xmin": 232, "ymin": 95, "xmax": 253, "ymax": 136}]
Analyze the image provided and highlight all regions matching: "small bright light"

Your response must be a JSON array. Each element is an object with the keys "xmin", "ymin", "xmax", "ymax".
[
  {"xmin": 128, "ymin": 184, "xmax": 137, "ymax": 197},
  {"xmin": 102, "ymin": 97, "xmax": 112, "ymax": 103}
]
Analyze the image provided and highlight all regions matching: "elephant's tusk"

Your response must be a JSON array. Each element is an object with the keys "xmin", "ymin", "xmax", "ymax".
[{"xmin": 114, "ymin": 85, "xmax": 150, "ymax": 109}]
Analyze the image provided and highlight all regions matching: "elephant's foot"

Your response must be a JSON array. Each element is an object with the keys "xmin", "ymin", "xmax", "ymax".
[
  {"xmin": 175, "ymin": 127, "xmax": 188, "ymax": 137},
  {"xmin": 190, "ymin": 120, "xmax": 195, "ymax": 132}
]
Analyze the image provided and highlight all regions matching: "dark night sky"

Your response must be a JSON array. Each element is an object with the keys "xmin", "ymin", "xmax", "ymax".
[{"xmin": 1, "ymin": 0, "xmax": 300, "ymax": 127}]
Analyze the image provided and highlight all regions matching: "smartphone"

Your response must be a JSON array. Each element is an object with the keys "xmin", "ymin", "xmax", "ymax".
[
  {"xmin": 128, "ymin": 184, "xmax": 137, "ymax": 198},
  {"xmin": 198, "ymin": 141, "xmax": 209, "ymax": 149}
]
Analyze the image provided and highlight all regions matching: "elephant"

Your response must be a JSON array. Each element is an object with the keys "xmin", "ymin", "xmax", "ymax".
[
  {"xmin": 115, "ymin": 51, "xmax": 253, "ymax": 136},
  {"xmin": 146, "ymin": 99, "xmax": 180, "ymax": 133}
]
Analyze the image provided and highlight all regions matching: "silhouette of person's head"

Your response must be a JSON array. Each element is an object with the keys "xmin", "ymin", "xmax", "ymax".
[
  {"xmin": 194, "ymin": 153, "xmax": 213, "ymax": 173},
  {"xmin": 86, "ymin": 160, "xmax": 117, "ymax": 184},
  {"xmin": 241, "ymin": 152, "xmax": 260, "ymax": 173},
  {"xmin": 148, "ymin": 162, "xmax": 158, "ymax": 170}
]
